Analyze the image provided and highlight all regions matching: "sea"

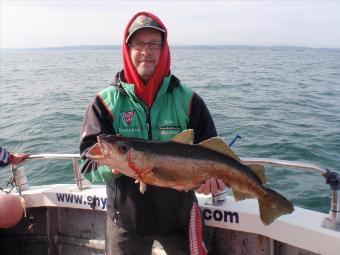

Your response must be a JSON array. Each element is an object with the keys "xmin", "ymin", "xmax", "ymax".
[{"xmin": 1, "ymin": 45, "xmax": 339, "ymax": 214}]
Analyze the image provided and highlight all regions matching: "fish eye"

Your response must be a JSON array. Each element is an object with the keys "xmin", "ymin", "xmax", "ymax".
[{"xmin": 119, "ymin": 144, "xmax": 129, "ymax": 153}]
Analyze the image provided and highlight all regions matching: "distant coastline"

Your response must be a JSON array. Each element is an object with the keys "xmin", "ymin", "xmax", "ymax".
[{"xmin": 1, "ymin": 44, "xmax": 340, "ymax": 51}]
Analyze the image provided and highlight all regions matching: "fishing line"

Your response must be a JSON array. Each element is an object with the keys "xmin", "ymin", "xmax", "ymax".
[{"xmin": 9, "ymin": 130, "xmax": 34, "ymax": 152}]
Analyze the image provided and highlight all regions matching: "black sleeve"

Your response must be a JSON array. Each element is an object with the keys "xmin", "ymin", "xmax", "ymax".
[
  {"xmin": 188, "ymin": 93, "xmax": 217, "ymax": 144},
  {"xmin": 0, "ymin": 147, "xmax": 10, "ymax": 167},
  {"xmin": 79, "ymin": 95, "xmax": 115, "ymax": 174}
]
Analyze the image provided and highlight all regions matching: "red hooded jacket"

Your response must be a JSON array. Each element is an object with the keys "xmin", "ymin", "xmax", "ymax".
[{"xmin": 122, "ymin": 12, "xmax": 171, "ymax": 108}]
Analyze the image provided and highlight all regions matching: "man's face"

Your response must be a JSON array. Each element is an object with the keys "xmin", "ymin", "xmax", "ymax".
[{"xmin": 129, "ymin": 28, "xmax": 163, "ymax": 84}]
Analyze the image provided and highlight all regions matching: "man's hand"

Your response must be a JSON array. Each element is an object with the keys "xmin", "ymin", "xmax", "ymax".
[
  {"xmin": 195, "ymin": 178, "xmax": 226, "ymax": 195},
  {"xmin": 10, "ymin": 153, "xmax": 30, "ymax": 165}
]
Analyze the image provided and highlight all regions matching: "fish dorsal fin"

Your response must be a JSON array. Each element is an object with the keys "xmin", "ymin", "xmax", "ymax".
[
  {"xmin": 171, "ymin": 129, "xmax": 194, "ymax": 144},
  {"xmin": 247, "ymin": 164, "xmax": 267, "ymax": 184},
  {"xmin": 199, "ymin": 137, "xmax": 240, "ymax": 162}
]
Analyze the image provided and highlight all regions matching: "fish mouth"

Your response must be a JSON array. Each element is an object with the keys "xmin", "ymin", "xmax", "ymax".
[{"xmin": 86, "ymin": 143, "xmax": 104, "ymax": 160}]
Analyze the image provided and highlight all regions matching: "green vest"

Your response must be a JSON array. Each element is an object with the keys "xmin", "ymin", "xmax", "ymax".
[
  {"xmin": 91, "ymin": 75, "xmax": 193, "ymax": 182},
  {"xmin": 99, "ymin": 75, "xmax": 193, "ymax": 141}
]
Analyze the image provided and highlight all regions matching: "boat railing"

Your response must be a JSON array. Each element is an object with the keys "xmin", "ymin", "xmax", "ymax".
[
  {"xmin": 6, "ymin": 154, "xmax": 340, "ymax": 231},
  {"xmin": 10, "ymin": 154, "xmax": 84, "ymax": 194},
  {"xmin": 241, "ymin": 158, "xmax": 340, "ymax": 232}
]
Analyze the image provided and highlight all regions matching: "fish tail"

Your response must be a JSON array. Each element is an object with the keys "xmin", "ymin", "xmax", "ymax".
[{"xmin": 258, "ymin": 188, "xmax": 294, "ymax": 225}]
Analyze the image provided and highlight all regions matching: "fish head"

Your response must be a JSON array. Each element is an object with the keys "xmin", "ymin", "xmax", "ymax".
[
  {"xmin": 97, "ymin": 134, "xmax": 131, "ymax": 159},
  {"xmin": 86, "ymin": 135, "xmax": 137, "ymax": 179}
]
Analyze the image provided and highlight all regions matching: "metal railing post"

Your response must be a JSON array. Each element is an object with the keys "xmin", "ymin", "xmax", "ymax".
[
  {"xmin": 241, "ymin": 158, "xmax": 340, "ymax": 232},
  {"xmin": 322, "ymin": 169, "xmax": 340, "ymax": 231},
  {"xmin": 72, "ymin": 157, "xmax": 83, "ymax": 190}
]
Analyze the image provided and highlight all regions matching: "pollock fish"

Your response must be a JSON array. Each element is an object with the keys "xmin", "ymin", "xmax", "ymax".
[{"xmin": 87, "ymin": 130, "xmax": 294, "ymax": 224}]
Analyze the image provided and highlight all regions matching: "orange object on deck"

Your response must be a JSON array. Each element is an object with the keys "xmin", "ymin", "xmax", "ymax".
[{"xmin": 0, "ymin": 194, "xmax": 24, "ymax": 229}]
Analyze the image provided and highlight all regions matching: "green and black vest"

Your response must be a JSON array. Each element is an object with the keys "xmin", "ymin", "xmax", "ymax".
[{"xmin": 100, "ymin": 74, "xmax": 193, "ymax": 140}]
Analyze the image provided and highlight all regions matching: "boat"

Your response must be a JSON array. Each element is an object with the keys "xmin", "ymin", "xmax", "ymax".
[{"xmin": 0, "ymin": 154, "xmax": 339, "ymax": 255}]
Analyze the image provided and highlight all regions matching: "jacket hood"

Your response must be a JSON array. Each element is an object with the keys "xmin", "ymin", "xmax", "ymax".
[{"xmin": 122, "ymin": 11, "xmax": 171, "ymax": 108}]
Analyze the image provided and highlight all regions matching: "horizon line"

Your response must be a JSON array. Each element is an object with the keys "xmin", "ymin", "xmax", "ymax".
[
  {"xmin": 1, "ymin": 43, "xmax": 340, "ymax": 51},
  {"xmin": 0, "ymin": 43, "xmax": 340, "ymax": 50}
]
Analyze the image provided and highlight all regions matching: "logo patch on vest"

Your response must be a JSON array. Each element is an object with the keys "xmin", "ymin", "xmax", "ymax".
[
  {"xmin": 121, "ymin": 111, "xmax": 135, "ymax": 126},
  {"xmin": 159, "ymin": 126, "xmax": 181, "ymax": 136}
]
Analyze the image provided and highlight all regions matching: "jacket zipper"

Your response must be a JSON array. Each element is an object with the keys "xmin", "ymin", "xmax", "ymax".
[
  {"xmin": 138, "ymin": 101, "xmax": 152, "ymax": 140},
  {"xmin": 145, "ymin": 110, "xmax": 152, "ymax": 140}
]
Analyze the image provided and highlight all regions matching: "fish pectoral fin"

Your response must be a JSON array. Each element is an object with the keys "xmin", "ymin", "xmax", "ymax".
[
  {"xmin": 198, "ymin": 137, "xmax": 240, "ymax": 161},
  {"xmin": 171, "ymin": 129, "xmax": 194, "ymax": 144},
  {"xmin": 139, "ymin": 182, "xmax": 147, "ymax": 194},
  {"xmin": 248, "ymin": 164, "xmax": 267, "ymax": 184},
  {"xmin": 135, "ymin": 180, "xmax": 147, "ymax": 194},
  {"xmin": 258, "ymin": 188, "xmax": 294, "ymax": 225},
  {"xmin": 232, "ymin": 188, "xmax": 256, "ymax": 201}
]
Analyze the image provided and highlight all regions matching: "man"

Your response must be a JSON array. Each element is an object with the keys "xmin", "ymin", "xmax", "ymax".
[
  {"xmin": 0, "ymin": 147, "xmax": 29, "ymax": 167},
  {"xmin": 0, "ymin": 147, "xmax": 10, "ymax": 167},
  {"xmin": 80, "ymin": 12, "xmax": 225, "ymax": 255},
  {"xmin": 0, "ymin": 147, "xmax": 28, "ymax": 229}
]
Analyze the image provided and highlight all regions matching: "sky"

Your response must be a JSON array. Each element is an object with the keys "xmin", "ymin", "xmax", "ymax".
[{"xmin": 1, "ymin": 1, "xmax": 340, "ymax": 49}]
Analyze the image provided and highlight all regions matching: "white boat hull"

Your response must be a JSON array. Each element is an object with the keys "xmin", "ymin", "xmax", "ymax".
[{"xmin": 1, "ymin": 184, "xmax": 339, "ymax": 255}]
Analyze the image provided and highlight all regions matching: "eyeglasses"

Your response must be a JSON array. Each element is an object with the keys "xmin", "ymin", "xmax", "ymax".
[{"xmin": 129, "ymin": 41, "xmax": 163, "ymax": 51}]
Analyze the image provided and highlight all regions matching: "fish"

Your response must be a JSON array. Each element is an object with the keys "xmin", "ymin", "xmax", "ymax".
[{"xmin": 87, "ymin": 129, "xmax": 294, "ymax": 225}]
